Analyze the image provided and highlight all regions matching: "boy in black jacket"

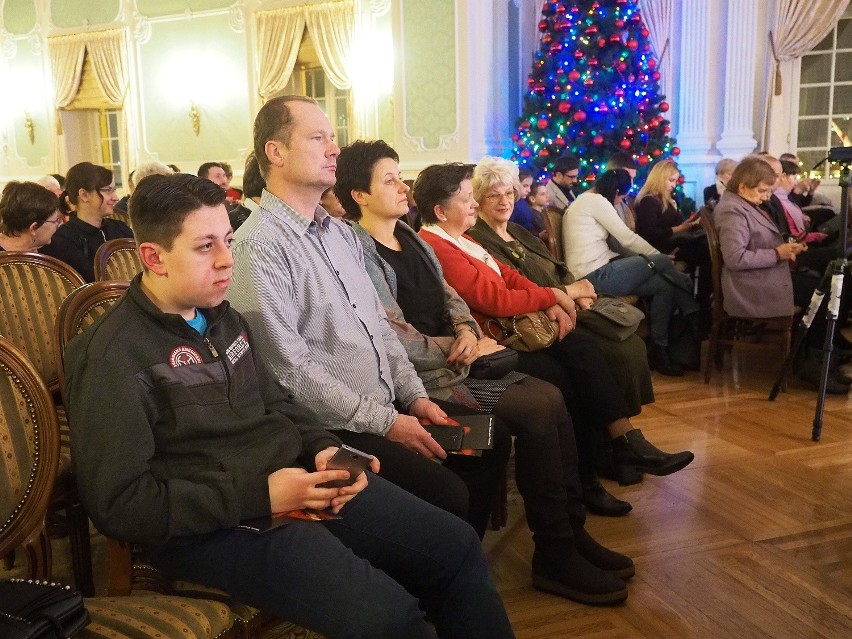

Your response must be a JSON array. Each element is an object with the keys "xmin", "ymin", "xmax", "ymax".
[{"xmin": 64, "ymin": 173, "xmax": 514, "ymax": 639}]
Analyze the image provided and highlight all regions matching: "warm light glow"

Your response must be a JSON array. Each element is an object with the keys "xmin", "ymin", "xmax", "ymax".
[{"xmin": 350, "ymin": 25, "xmax": 394, "ymax": 98}]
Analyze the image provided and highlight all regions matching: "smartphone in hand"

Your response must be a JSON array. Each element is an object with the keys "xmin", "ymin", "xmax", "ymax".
[{"xmin": 318, "ymin": 444, "xmax": 374, "ymax": 488}]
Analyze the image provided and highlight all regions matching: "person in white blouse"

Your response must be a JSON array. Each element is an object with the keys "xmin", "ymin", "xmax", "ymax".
[{"xmin": 562, "ymin": 169, "xmax": 699, "ymax": 376}]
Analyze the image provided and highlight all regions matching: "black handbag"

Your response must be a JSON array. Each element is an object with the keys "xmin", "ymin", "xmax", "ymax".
[
  {"xmin": 467, "ymin": 347, "xmax": 519, "ymax": 380},
  {"xmin": 0, "ymin": 579, "xmax": 90, "ymax": 639},
  {"xmin": 667, "ymin": 312, "xmax": 701, "ymax": 371}
]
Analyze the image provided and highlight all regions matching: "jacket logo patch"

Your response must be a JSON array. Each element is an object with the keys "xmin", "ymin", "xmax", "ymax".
[
  {"xmin": 226, "ymin": 332, "xmax": 250, "ymax": 365},
  {"xmin": 169, "ymin": 346, "xmax": 204, "ymax": 367}
]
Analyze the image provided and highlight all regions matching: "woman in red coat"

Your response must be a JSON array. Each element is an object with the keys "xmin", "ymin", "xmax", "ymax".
[{"xmin": 413, "ymin": 162, "xmax": 693, "ymax": 488}]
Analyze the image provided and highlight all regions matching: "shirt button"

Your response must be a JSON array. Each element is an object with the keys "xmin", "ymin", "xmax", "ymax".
[{"xmin": 352, "ymin": 304, "xmax": 357, "ymax": 309}]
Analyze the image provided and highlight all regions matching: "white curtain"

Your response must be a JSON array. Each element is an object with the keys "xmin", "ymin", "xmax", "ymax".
[
  {"xmin": 638, "ymin": 0, "xmax": 673, "ymax": 102},
  {"xmin": 48, "ymin": 34, "xmax": 87, "ymax": 108},
  {"xmin": 256, "ymin": 6, "xmax": 306, "ymax": 100},
  {"xmin": 770, "ymin": 0, "xmax": 850, "ymax": 94},
  {"xmin": 306, "ymin": 1, "xmax": 355, "ymax": 90},
  {"xmin": 85, "ymin": 30, "xmax": 129, "ymax": 106}
]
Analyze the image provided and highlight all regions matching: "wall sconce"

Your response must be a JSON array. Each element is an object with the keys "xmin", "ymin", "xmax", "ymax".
[
  {"xmin": 189, "ymin": 102, "xmax": 200, "ymax": 136},
  {"xmin": 24, "ymin": 112, "xmax": 34, "ymax": 145}
]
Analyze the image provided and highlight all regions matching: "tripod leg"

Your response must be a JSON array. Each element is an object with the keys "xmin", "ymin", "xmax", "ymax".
[
  {"xmin": 769, "ymin": 275, "xmax": 829, "ymax": 400},
  {"xmin": 812, "ymin": 266, "xmax": 846, "ymax": 441}
]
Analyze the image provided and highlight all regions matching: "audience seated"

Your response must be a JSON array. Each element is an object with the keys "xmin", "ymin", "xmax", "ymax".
[
  {"xmin": 134, "ymin": 161, "xmax": 175, "ymax": 184},
  {"xmin": 466, "ymin": 156, "xmax": 654, "ymax": 422},
  {"xmin": 41, "ymin": 162, "xmax": 133, "ymax": 282},
  {"xmin": 509, "ymin": 168, "xmax": 547, "ymax": 238},
  {"xmin": 337, "ymin": 139, "xmax": 634, "ymax": 604},
  {"xmin": 320, "ymin": 187, "xmax": 347, "ymax": 219},
  {"xmin": 416, "ymin": 162, "xmax": 694, "ymax": 507},
  {"xmin": 562, "ymin": 169, "xmax": 700, "ymax": 376},
  {"xmin": 220, "ymin": 161, "xmax": 242, "ymax": 203},
  {"xmin": 64, "ymin": 171, "xmax": 513, "ymax": 639},
  {"xmin": 703, "ymin": 158, "xmax": 738, "ymax": 208},
  {"xmin": 605, "ymin": 151, "xmax": 639, "ymax": 232},
  {"xmin": 37, "ymin": 174, "xmax": 64, "ymax": 197},
  {"xmin": 228, "ymin": 153, "xmax": 264, "ymax": 231},
  {"xmin": 635, "ymin": 159, "xmax": 712, "ymax": 314},
  {"xmin": 226, "ymin": 95, "xmax": 511, "ymax": 542},
  {"xmin": 114, "ymin": 170, "xmax": 134, "ymax": 214},
  {"xmin": 197, "ymin": 161, "xmax": 229, "ymax": 190},
  {"xmin": 0, "ymin": 181, "xmax": 63, "ymax": 252}
]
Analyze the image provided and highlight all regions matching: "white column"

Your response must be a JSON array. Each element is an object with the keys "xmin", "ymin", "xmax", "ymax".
[
  {"xmin": 675, "ymin": 0, "xmax": 714, "ymax": 159},
  {"xmin": 716, "ymin": 0, "xmax": 759, "ymax": 158}
]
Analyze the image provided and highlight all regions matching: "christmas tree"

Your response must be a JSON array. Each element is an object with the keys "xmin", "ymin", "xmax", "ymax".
[{"xmin": 512, "ymin": 0, "xmax": 679, "ymax": 192}]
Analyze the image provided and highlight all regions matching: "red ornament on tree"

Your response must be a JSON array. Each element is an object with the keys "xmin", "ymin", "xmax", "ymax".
[
  {"xmin": 574, "ymin": 50, "xmax": 583, "ymax": 59},
  {"xmin": 659, "ymin": 101, "xmax": 670, "ymax": 112},
  {"xmin": 662, "ymin": 125, "xmax": 671, "ymax": 133},
  {"xmin": 520, "ymin": 149, "xmax": 531, "ymax": 158},
  {"xmin": 598, "ymin": 37, "xmax": 607, "ymax": 48},
  {"xmin": 619, "ymin": 138, "xmax": 631, "ymax": 149},
  {"xmin": 652, "ymin": 148, "xmax": 663, "ymax": 158},
  {"xmin": 615, "ymin": 19, "xmax": 625, "ymax": 28},
  {"xmin": 637, "ymin": 155, "xmax": 649, "ymax": 166},
  {"xmin": 626, "ymin": 38, "xmax": 638, "ymax": 51},
  {"xmin": 583, "ymin": 77, "xmax": 594, "ymax": 86},
  {"xmin": 573, "ymin": 110, "xmax": 587, "ymax": 122},
  {"xmin": 555, "ymin": 136, "xmax": 566, "ymax": 147},
  {"xmin": 647, "ymin": 58, "xmax": 657, "ymax": 69},
  {"xmin": 641, "ymin": 28, "xmax": 649, "ymax": 38},
  {"xmin": 537, "ymin": 117, "xmax": 549, "ymax": 129},
  {"xmin": 585, "ymin": 25, "xmax": 598, "ymax": 35},
  {"xmin": 534, "ymin": 83, "xmax": 546, "ymax": 95},
  {"xmin": 672, "ymin": 147, "xmax": 681, "ymax": 156},
  {"xmin": 558, "ymin": 101, "xmax": 571, "ymax": 114},
  {"xmin": 556, "ymin": 3, "xmax": 567, "ymax": 13},
  {"xmin": 550, "ymin": 42, "xmax": 563, "ymax": 54},
  {"xmin": 614, "ymin": 87, "xmax": 625, "ymax": 97},
  {"xmin": 609, "ymin": 33, "xmax": 621, "ymax": 43},
  {"xmin": 652, "ymin": 71, "xmax": 661, "ymax": 81},
  {"xmin": 538, "ymin": 19, "xmax": 549, "ymax": 32},
  {"xmin": 568, "ymin": 69, "xmax": 581, "ymax": 82},
  {"xmin": 543, "ymin": 34, "xmax": 552, "ymax": 44},
  {"xmin": 589, "ymin": 57, "xmax": 599, "ymax": 66},
  {"xmin": 616, "ymin": 61, "xmax": 627, "ymax": 73},
  {"xmin": 593, "ymin": 135, "xmax": 604, "ymax": 146}
]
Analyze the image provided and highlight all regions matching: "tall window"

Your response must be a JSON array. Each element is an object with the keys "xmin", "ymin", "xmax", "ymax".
[
  {"xmin": 797, "ymin": 6, "xmax": 852, "ymax": 178},
  {"xmin": 99, "ymin": 109, "xmax": 123, "ymax": 188},
  {"xmin": 304, "ymin": 67, "xmax": 351, "ymax": 147}
]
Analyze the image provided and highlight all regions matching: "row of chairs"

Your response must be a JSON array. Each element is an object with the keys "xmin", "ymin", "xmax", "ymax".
[{"xmin": 0, "ymin": 250, "xmax": 322, "ymax": 638}]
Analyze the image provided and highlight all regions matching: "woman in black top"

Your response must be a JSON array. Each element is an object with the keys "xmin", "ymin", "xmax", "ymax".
[{"xmin": 41, "ymin": 162, "xmax": 133, "ymax": 281}]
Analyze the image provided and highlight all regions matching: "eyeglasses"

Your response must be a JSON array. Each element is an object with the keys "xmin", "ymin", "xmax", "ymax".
[
  {"xmin": 564, "ymin": 173, "xmax": 579, "ymax": 180},
  {"xmin": 43, "ymin": 217, "xmax": 64, "ymax": 227},
  {"xmin": 484, "ymin": 191, "xmax": 515, "ymax": 201},
  {"xmin": 98, "ymin": 186, "xmax": 117, "ymax": 194}
]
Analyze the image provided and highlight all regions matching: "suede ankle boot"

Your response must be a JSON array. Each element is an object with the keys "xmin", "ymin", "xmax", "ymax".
[
  {"xmin": 531, "ymin": 542, "xmax": 628, "ymax": 606},
  {"xmin": 571, "ymin": 523, "xmax": 635, "ymax": 580},
  {"xmin": 612, "ymin": 429, "xmax": 694, "ymax": 476}
]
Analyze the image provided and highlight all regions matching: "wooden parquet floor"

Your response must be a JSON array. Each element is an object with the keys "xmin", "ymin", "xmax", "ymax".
[{"xmin": 486, "ymin": 345, "xmax": 852, "ymax": 639}]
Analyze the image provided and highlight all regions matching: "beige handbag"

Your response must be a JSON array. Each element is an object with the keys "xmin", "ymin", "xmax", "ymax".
[{"xmin": 484, "ymin": 311, "xmax": 559, "ymax": 352}]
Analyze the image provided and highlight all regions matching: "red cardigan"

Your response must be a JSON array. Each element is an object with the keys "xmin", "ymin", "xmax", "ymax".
[{"xmin": 419, "ymin": 229, "xmax": 556, "ymax": 331}]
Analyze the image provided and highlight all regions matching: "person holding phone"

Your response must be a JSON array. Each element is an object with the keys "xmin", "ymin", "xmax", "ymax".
[{"xmin": 65, "ymin": 172, "xmax": 515, "ymax": 639}]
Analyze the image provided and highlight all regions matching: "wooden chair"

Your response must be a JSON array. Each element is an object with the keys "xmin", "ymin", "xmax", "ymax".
[
  {"xmin": 0, "ymin": 336, "xmax": 240, "ymax": 639},
  {"xmin": 53, "ymin": 282, "xmax": 323, "ymax": 639},
  {"xmin": 0, "ymin": 251, "xmax": 94, "ymax": 595},
  {"xmin": 541, "ymin": 205, "xmax": 564, "ymax": 261},
  {"xmin": 700, "ymin": 215, "xmax": 793, "ymax": 385},
  {"xmin": 93, "ymin": 238, "xmax": 142, "ymax": 282}
]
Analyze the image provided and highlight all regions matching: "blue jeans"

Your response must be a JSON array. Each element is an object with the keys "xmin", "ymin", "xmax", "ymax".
[
  {"xmin": 584, "ymin": 254, "xmax": 698, "ymax": 346},
  {"xmin": 146, "ymin": 475, "xmax": 514, "ymax": 639}
]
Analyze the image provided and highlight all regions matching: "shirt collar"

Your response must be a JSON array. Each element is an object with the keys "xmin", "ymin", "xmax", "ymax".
[{"xmin": 259, "ymin": 189, "xmax": 330, "ymax": 236}]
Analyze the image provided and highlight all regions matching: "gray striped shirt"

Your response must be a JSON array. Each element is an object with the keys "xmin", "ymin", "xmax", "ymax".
[{"xmin": 227, "ymin": 189, "xmax": 427, "ymax": 436}]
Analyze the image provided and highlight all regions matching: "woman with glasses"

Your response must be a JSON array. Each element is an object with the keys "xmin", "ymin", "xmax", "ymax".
[
  {"xmin": 42, "ymin": 161, "xmax": 132, "ymax": 281},
  {"xmin": 0, "ymin": 181, "xmax": 64, "ymax": 252}
]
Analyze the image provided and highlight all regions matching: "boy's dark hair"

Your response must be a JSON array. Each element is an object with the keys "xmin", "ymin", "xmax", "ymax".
[
  {"xmin": 606, "ymin": 151, "xmax": 637, "ymax": 172},
  {"xmin": 412, "ymin": 163, "xmax": 475, "ymax": 225},
  {"xmin": 0, "ymin": 181, "xmax": 59, "ymax": 235},
  {"xmin": 552, "ymin": 155, "xmax": 580, "ymax": 175},
  {"xmin": 220, "ymin": 162, "xmax": 233, "ymax": 179},
  {"xmin": 253, "ymin": 95, "xmax": 318, "ymax": 178},
  {"xmin": 130, "ymin": 173, "xmax": 227, "ymax": 249},
  {"xmin": 197, "ymin": 162, "xmax": 224, "ymax": 179},
  {"xmin": 335, "ymin": 140, "xmax": 400, "ymax": 221},
  {"xmin": 51, "ymin": 173, "xmax": 66, "ymax": 188},
  {"xmin": 595, "ymin": 169, "xmax": 633, "ymax": 204},
  {"xmin": 242, "ymin": 153, "xmax": 266, "ymax": 199},
  {"xmin": 62, "ymin": 162, "xmax": 113, "ymax": 214},
  {"xmin": 518, "ymin": 167, "xmax": 533, "ymax": 182}
]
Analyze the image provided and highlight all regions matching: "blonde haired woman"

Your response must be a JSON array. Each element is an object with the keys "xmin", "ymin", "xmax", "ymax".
[{"xmin": 635, "ymin": 158, "xmax": 711, "ymax": 313}]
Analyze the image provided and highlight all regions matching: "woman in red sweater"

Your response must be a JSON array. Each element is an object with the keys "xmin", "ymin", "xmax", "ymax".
[{"xmin": 414, "ymin": 162, "xmax": 694, "ymax": 487}]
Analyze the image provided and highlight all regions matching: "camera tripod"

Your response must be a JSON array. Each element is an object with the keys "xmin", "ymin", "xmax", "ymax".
[{"xmin": 769, "ymin": 159, "xmax": 850, "ymax": 442}]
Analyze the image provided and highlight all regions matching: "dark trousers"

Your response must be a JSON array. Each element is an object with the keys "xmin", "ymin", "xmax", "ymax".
[
  {"xmin": 334, "ymin": 398, "xmax": 511, "ymax": 539},
  {"xmin": 147, "ymin": 475, "xmax": 514, "ymax": 639},
  {"xmin": 492, "ymin": 376, "xmax": 585, "ymax": 543},
  {"xmin": 514, "ymin": 331, "xmax": 631, "ymax": 483}
]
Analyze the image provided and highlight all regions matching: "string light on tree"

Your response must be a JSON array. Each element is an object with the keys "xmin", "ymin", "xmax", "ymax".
[{"xmin": 512, "ymin": 0, "xmax": 678, "ymax": 193}]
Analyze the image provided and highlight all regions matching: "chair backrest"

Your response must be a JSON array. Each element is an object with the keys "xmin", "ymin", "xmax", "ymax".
[
  {"xmin": 94, "ymin": 238, "xmax": 142, "ymax": 282},
  {"xmin": 0, "ymin": 336, "xmax": 60, "ymax": 573},
  {"xmin": 54, "ymin": 281, "xmax": 129, "ymax": 405},
  {"xmin": 0, "ymin": 252, "xmax": 85, "ymax": 393},
  {"xmin": 542, "ymin": 205, "xmax": 564, "ymax": 261},
  {"xmin": 110, "ymin": 208, "xmax": 133, "ymax": 230},
  {"xmin": 700, "ymin": 214, "xmax": 725, "ymax": 319}
]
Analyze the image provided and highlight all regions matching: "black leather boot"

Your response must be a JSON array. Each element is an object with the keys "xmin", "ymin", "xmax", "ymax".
[
  {"xmin": 532, "ymin": 542, "xmax": 628, "ymax": 605},
  {"xmin": 648, "ymin": 342, "xmax": 684, "ymax": 377},
  {"xmin": 612, "ymin": 429, "xmax": 694, "ymax": 476},
  {"xmin": 571, "ymin": 523, "xmax": 635, "ymax": 580},
  {"xmin": 581, "ymin": 478, "xmax": 632, "ymax": 517}
]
